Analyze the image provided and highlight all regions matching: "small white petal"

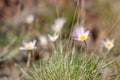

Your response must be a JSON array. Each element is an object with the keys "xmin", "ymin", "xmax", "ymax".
[
  {"xmin": 22, "ymin": 41, "xmax": 28, "ymax": 47},
  {"xmin": 85, "ymin": 31, "xmax": 89, "ymax": 36},
  {"xmin": 73, "ymin": 38, "xmax": 80, "ymax": 41},
  {"xmin": 48, "ymin": 34, "xmax": 53, "ymax": 41},
  {"xmin": 111, "ymin": 39, "xmax": 115, "ymax": 43},
  {"xmin": 29, "ymin": 42, "xmax": 33, "ymax": 47},
  {"xmin": 80, "ymin": 27, "xmax": 85, "ymax": 34},
  {"xmin": 19, "ymin": 47, "xmax": 27, "ymax": 50},
  {"xmin": 106, "ymin": 38, "xmax": 110, "ymax": 42},
  {"xmin": 54, "ymin": 33, "xmax": 59, "ymax": 39},
  {"xmin": 32, "ymin": 40, "xmax": 36, "ymax": 47},
  {"xmin": 102, "ymin": 41, "xmax": 106, "ymax": 45}
]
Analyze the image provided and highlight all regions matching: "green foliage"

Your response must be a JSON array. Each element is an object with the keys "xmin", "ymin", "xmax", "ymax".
[{"xmin": 22, "ymin": 46, "xmax": 106, "ymax": 80}]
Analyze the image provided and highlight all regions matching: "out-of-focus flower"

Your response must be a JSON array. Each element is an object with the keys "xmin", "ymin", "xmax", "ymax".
[
  {"xmin": 25, "ymin": 14, "xmax": 34, "ymax": 24},
  {"xmin": 73, "ymin": 26, "xmax": 89, "ymax": 41},
  {"xmin": 51, "ymin": 18, "xmax": 66, "ymax": 33},
  {"xmin": 19, "ymin": 40, "xmax": 36, "ymax": 50},
  {"xmin": 48, "ymin": 33, "xmax": 59, "ymax": 42},
  {"xmin": 39, "ymin": 35, "xmax": 48, "ymax": 47},
  {"xmin": 103, "ymin": 38, "xmax": 114, "ymax": 50}
]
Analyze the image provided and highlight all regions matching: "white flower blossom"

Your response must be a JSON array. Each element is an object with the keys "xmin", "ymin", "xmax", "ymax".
[
  {"xmin": 19, "ymin": 40, "xmax": 36, "ymax": 50},
  {"xmin": 103, "ymin": 38, "xmax": 114, "ymax": 50},
  {"xmin": 39, "ymin": 35, "xmax": 48, "ymax": 47},
  {"xmin": 25, "ymin": 14, "xmax": 34, "ymax": 24},
  {"xmin": 51, "ymin": 18, "xmax": 66, "ymax": 33},
  {"xmin": 73, "ymin": 26, "xmax": 89, "ymax": 41},
  {"xmin": 48, "ymin": 33, "xmax": 59, "ymax": 42}
]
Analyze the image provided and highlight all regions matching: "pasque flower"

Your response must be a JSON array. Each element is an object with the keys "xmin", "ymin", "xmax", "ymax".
[
  {"xmin": 19, "ymin": 40, "xmax": 36, "ymax": 50},
  {"xmin": 73, "ymin": 26, "xmax": 89, "ymax": 41},
  {"xmin": 25, "ymin": 14, "xmax": 34, "ymax": 24},
  {"xmin": 48, "ymin": 33, "xmax": 59, "ymax": 42},
  {"xmin": 51, "ymin": 18, "xmax": 66, "ymax": 33},
  {"xmin": 103, "ymin": 38, "xmax": 114, "ymax": 50},
  {"xmin": 39, "ymin": 35, "xmax": 48, "ymax": 47}
]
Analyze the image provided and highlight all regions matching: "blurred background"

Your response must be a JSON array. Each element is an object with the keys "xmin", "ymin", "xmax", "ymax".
[{"xmin": 0, "ymin": 0, "xmax": 120, "ymax": 79}]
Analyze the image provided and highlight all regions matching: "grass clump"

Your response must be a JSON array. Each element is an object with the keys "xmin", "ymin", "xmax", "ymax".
[{"xmin": 20, "ymin": 44, "xmax": 116, "ymax": 80}]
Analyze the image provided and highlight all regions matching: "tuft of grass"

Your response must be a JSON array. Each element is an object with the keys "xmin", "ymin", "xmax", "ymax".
[{"xmin": 20, "ymin": 43, "xmax": 117, "ymax": 80}]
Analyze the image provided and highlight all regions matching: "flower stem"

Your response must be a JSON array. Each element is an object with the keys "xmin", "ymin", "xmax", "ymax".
[
  {"xmin": 84, "ymin": 41, "xmax": 87, "ymax": 58},
  {"xmin": 104, "ymin": 50, "xmax": 110, "ymax": 59},
  {"xmin": 54, "ymin": 41, "xmax": 57, "ymax": 50},
  {"xmin": 26, "ymin": 51, "xmax": 35, "ymax": 68},
  {"xmin": 27, "ymin": 52, "xmax": 31, "ymax": 68},
  {"xmin": 54, "ymin": 0, "xmax": 59, "ymax": 18}
]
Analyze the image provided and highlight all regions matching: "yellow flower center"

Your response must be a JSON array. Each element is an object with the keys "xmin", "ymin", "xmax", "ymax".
[
  {"xmin": 55, "ymin": 27, "xmax": 61, "ymax": 33},
  {"xmin": 106, "ymin": 43, "xmax": 112, "ymax": 48},
  {"xmin": 26, "ymin": 45, "xmax": 33, "ymax": 50},
  {"xmin": 79, "ymin": 35, "xmax": 87, "ymax": 41},
  {"xmin": 26, "ymin": 19, "xmax": 32, "ymax": 24}
]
